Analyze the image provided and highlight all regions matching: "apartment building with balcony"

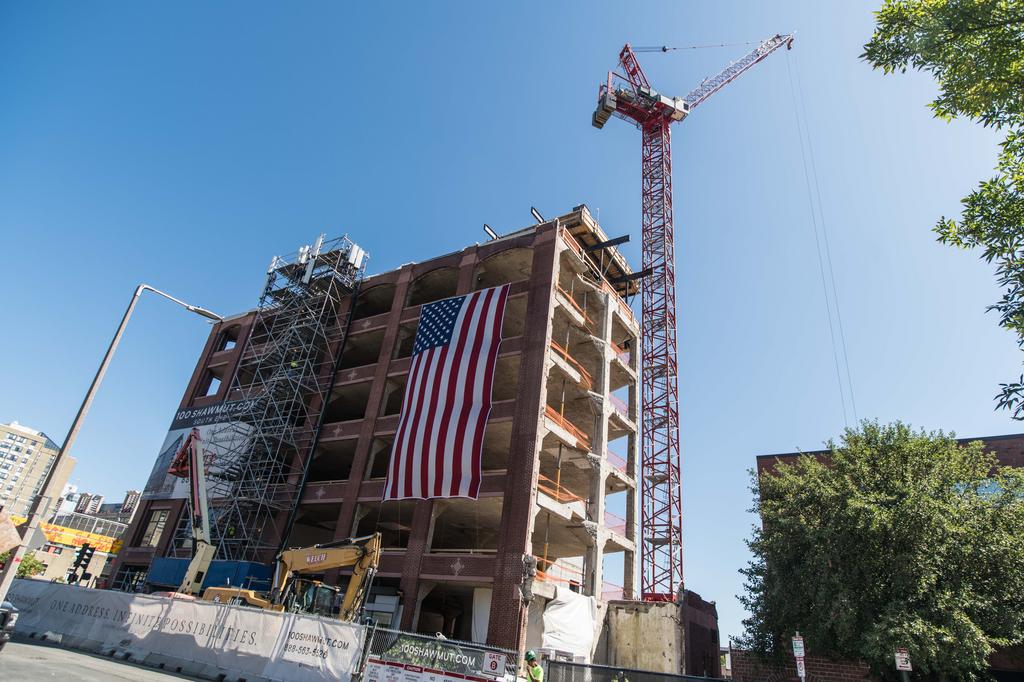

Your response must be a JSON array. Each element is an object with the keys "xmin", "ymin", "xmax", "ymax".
[{"xmin": 114, "ymin": 205, "xmax": 640, "ymax": 651}]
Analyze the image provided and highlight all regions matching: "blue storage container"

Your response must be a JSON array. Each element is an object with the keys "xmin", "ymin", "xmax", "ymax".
[{"xmin": 147, "ymin": 557, "xmax": 272, "ymax": 592}]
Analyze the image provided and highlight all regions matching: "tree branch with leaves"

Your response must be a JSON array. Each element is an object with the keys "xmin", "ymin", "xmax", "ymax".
[
  {"xmin": 0, "ymin": 550, "xmax": 46, "ymax": 579},
  {"xmin": 864, "ymin": 0, "xmax": 1024, "ymax": 416}
]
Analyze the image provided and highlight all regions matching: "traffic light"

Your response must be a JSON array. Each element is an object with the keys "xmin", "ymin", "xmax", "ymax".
[{"xmin": 73, "ymin": 543, "xmax": 95, "ymax": 569}]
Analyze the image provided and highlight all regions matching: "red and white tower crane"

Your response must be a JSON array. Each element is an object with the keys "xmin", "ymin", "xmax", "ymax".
[{"xmin": 593, "ymin": 34, "xmax": 794, "ymax": 601}]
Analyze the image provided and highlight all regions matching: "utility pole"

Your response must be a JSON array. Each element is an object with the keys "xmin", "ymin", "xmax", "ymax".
[{"xmin": 0, "ymin": 284, "xmax": 221, "ymax": 603}]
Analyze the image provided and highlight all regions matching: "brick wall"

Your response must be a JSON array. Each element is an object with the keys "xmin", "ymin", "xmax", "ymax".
[
  {"xmin": 680, "ymin": 589, "xmax": 720, "ymax": 677},
  {"xmin": 730, "ymin": 650, "xmax": 876, "ymax": 682},
  {"xmin": 990, "ymin": 644, "xmax": 1024, "ymax": 674}
]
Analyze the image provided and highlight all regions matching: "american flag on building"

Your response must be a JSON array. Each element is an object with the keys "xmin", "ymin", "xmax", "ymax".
[{"xmin": 383, "ymin": 284, "xmax": 510, "ymax": 500}]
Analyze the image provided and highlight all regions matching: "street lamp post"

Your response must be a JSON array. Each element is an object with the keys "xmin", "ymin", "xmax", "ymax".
[{"xmin": 0, "ymin": 284, "xmax": 221, "ymax": 603}]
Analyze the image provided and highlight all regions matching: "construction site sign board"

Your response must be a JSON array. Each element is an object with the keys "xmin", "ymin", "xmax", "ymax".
[
  {"xmin": 895, "ymin": 648, "xmax": 912, "ymax": 672},
  {"xmin": 169, "ymin": 398, "xmax": 260, "ymax": 428},
  {"xmin": 142, "ymin": 398, "xmax": 253, "ymax": 501}
]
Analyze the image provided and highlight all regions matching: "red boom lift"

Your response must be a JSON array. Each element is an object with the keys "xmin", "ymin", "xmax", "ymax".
[{"xmin": 167, "ymin": 427, "xmax": 217, "ymax": 595}]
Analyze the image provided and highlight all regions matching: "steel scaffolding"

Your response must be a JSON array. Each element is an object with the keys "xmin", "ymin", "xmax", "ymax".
[{"xmin": 171, "ymin": 235, "xmax": 366, "ymax": 564}]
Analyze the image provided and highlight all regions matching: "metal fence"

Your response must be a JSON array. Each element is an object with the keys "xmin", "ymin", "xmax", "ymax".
[
  {"xmin": 546, "ymin": 660, "xmax": 712, "ymax": 682},
  {"xmin": 363, "ymin": 626, "xmax": 519, "ymax": 682},
  {"xmin": 51, "ymin": 510, "xmax": 128, "ymax": 538}
]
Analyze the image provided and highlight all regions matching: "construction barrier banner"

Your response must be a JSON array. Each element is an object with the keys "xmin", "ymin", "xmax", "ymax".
[
  {"xmin": 370, "ymin": 633, "xmax": 491, "ymax": 676},
  {"xmin": 365, "ymin": 626, "xmax": 515, "ymax": 682},
  {"xmin": 39, "ymin": 523, "xmax": 122, "ymax": 553},
  {"xmin": 365, "ymin": 658, "xmax": 499, "ymax": 682},
  {"xmin": 8, "ymin": 579, "xmax": 366, "ymax": 682}
]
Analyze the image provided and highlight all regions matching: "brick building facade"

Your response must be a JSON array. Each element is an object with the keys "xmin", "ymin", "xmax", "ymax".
[{"xmin": 112, "ymin": 206, "xmax": 641, "ymax": 651}]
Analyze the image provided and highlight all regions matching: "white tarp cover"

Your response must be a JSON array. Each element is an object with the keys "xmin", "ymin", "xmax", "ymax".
[
  {"xmin": 8, "ymin": 579, "xmax": 366, "ymax": 682},
  {"xmin": 541, "ymin": 586, "xmax": 596, "ymax": 661},
  {"xmin": 471, "ymin": 587, "xmax": 491, "ymax": 644}
]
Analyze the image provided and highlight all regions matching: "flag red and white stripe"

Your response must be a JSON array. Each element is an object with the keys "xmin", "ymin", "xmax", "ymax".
[{"xmin": 383, "ymin": 284, "xmax": 510, "ymax": 500}]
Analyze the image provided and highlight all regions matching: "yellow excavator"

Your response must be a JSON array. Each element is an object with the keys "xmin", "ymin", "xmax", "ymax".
[
  {"xmin": 201, "ymin": 532, "xmax": 382, "ymax": 622},
  {"xmin": 167, "ymin": 429, "xmax": 381, "ymax": 622}
]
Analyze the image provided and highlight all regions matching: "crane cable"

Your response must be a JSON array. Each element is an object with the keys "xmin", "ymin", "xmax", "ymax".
[
  {"xmin": 785, "ymin": 52, "xmax": 859, "ymax": 427},
  {"xmin": 633, "ymin": 41, "xmax": 760, "ymax": 53}
]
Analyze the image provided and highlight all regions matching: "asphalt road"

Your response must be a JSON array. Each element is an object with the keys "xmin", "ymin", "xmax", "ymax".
[{"xmin": 0, "ymin": 637, "xmax": 202, "ymax": 681}]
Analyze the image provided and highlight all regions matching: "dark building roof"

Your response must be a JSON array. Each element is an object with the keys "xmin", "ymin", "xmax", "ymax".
[{"xmin": 755, "ymin": 432, "xmax": 1024, "ymax": 477}]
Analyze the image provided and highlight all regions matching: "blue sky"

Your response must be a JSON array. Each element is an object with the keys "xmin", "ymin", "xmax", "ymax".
[{"xmin": 1, "ymin": 2, "xmax": 1017, "ymax": 639}]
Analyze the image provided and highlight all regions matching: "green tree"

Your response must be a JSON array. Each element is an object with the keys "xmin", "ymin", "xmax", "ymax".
[
  {"xmin": 0, "ymin": 550, "xmax": 47, "ymax": 578},
  {"xmin": 738, "ymin": 421, "xmax": 1024, "ymax": 680},
  {"xmin": 863, "ymin": 1, "xmax": 1024, "ymax": 417}
]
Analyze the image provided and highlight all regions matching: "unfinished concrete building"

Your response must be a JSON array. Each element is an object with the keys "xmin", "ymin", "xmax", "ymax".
[{"xmin": 113, "ymin": 205, "xmax": 640, "ymax": 651}]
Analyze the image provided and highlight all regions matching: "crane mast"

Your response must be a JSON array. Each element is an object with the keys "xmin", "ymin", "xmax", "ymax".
[{"xmin": 593, "ymin": 34, "xmax": 793, "ymax": 602}]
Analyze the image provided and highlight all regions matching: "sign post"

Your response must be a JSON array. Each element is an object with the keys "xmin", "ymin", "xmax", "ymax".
[
  {"xmin": 895, "ymin": 648, "xmax": 912, "ymax": 682},
  {"xmin": 792, "ymin": 633, "xmax": 806, "ymax": 682}
]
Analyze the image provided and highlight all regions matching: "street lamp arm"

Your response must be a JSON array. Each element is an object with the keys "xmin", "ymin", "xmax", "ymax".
[
  {"xmin": 0, "ymin": 282, "xmax": 223, "ymax": 603},
  {"xmin": 140, "ymin": 284, "xmax": 223, "ymax": 321}
]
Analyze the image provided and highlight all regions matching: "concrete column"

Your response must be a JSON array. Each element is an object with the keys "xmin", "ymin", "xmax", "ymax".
[
  {"xmin": 628, "ymin": 304, "xmax": 641, "ymax": 598},
  {"xmin": 409, "ymin": 580, "xmax": 436, "ymax": 636},
  {"xmin": 584, "ymin": 531, "xmax": 601, "ymax": 600},
  {"xmin": 399, "ymin": 499, "xmax": 436, "ymax": 630},
  {"xmin": 585, "ymin": 290, "xmax": 614, "ymax": 597}
]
